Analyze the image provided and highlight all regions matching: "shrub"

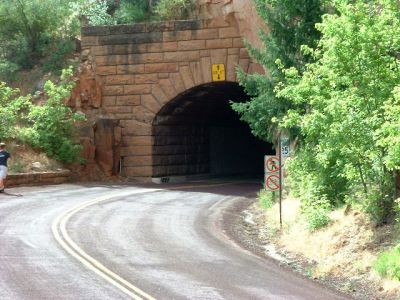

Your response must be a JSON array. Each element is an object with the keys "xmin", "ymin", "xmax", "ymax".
[
  {"xmin": 23, "ymin": 67, "xmax": 86, "ymax": 163},
  {"xmin": 154, "ymin": 0, "xmax": 194, "ymax": 20},
  {"xmin": 374, "ymin": 245, "xmax": 400, "ymax": 281},
  {"xmin": 114, "ymin": 0, "xmax": 151, "ymax": 24},
  {"xmin": 71, "ymin": 0, "xmax": 115, "ymax": 25},
  {"xmin": 42, "ymin": 39, "xmax": 76, "ymax": 75},
  {"xmin": 0, "ymin": 60, "xmax": 20, "ymax": 82}
]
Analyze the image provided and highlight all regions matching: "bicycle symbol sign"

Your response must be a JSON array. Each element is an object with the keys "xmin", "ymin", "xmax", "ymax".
[
  {"xmin": 265, "ymin": 156, "xmax": 280, "ymax": 173},
  {"xmin": 265, "ymin": 174, "xmax": 280, "ymax": 191}
]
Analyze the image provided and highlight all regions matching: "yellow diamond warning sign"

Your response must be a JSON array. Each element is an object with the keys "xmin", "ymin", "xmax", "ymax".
[{"xmin": 212, "ymin": 64, "xmax": 225, "ymax": 81}]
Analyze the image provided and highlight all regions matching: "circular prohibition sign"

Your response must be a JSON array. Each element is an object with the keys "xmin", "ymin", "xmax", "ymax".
[
  {"xmin": 265, "ymin": 174, "xmax": 280, "ymax": 191},
  {"xmin": 265, "ymin": 157, "xmax": 280, "ymax": 173}
]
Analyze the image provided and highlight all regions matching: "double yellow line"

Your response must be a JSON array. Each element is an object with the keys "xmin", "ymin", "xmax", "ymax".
[
  {"xmin": 52, "ymin": 182, "xmax": 239, "ymax": 299},
  {"xmin": 52, "ymin": 189, "xmax": 159, "ymax": 300}
]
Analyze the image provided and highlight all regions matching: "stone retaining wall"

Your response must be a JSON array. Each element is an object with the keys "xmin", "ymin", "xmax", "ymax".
[{"xmin": 6, "ymin": 170, "xmax": 72, "ymax": 188}]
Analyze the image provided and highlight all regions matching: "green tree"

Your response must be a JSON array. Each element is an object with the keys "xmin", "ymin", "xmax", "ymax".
[
  {"xmin": 232, "ymin": 0, "xmax": 324, "ymax": 142},
  {"xmin": 0, "ymin": 0, "xmax": 76, "ymax": 66},
  {"xmin": 277, "ymin": 0, "xmax": 400, "ymax": 223}
]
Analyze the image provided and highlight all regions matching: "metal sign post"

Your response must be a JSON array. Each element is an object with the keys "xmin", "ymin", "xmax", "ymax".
[{"xmin": 278, "ymin": 137, "xmax": 283, "ymax": 229}]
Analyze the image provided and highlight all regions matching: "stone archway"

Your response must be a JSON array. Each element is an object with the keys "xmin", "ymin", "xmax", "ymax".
[{"xmin": 151, "ymin": 82, "xmax": 272, "ymax": 180}]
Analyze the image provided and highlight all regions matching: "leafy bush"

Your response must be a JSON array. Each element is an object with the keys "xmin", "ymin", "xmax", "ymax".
[
  {"xmin": 154, "ymin": 0, "xmax": 194, "ymax": 20},
  {"xmin": 114, "ymin": 0, "xmax": 151, "ymax": 24},
  {"xmin": 258, "ymin": 189, "xmax": 277, "ymax": 210},
  {"xmin": 22, "ymin": 67, "xmax": 86, "ymax": 163},
  {"xmin": 0, "ymin": 60, "xmax": 20, "ymax": 82},
  {"xmin": 1, "ymin": 67, "xmax": 85, "ymax": 164},
  {"xmin": 374, "ymin": 245, "xmax": 400, "ymax": 281},
  {"xmin": 71, "ymin": 0, "xmax": 115, "ymax": 25},
  {"xmin": 42, "ymin": 39, "xmax": 76, "ymax": 75}
]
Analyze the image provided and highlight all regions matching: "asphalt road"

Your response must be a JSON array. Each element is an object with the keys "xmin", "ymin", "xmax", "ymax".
[{"xmin": 0, "ymin": 182, "xmax": 350, "ymax": 300}]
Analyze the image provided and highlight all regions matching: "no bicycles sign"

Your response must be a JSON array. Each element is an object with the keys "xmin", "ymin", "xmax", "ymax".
[
  {"xmin": 265, "ymin": 174, "xmax": 280, "ymax": 191},
  {"xmin": 264, "ymin": 155, "xmax": 280, "ymax": 191}
]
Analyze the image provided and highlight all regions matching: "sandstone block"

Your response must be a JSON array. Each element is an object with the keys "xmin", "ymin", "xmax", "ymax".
[
  {"xmin": 98, "ymin": 32, "xmax": 163, "ymax": 45},
  {"xmin": 82, "ymin": 26, "xmax": 110, "ymax": 36},
  {"xmin": 116, "ymin": 95, "xmax": 140, "ymax": 106},
  {"xmin": 159, "ymin": 78, "xmax": 177, "ymax": 100},
  {"xmin": 122, "ymin": 136, "xmax": 154, "ymax": 146},
  {"xmin": 103, "ymin": 106, "xmax": 132, "ymax": 114},
  {"xmin": 175, "ymin": 20, "xmax": 202, "ymax": 31},
  {"xmin": 106, "ymin": 75, "xmax": 134, "ymax": 85},
  {"xmin": 123, "ymin": 166, "xmax": 153, "ymax": 177},
  {"xmin": 92, "ymin": 46, "xmax": 110, "ymax": 55},
  {"xmin": 146, "ymin": 21, "xmax": 175, "ymax": 32},
  {"xmin": 206, "ymin": 38, "xmax": 233, "ymax": 49},
  {"xmin": 135, "ymin": 74, "xmax": 158, "ymax": 84},
  {"xmin": 147, "ymin": 42, "xmax": 178, "ymax": 53},
  {"xmin": 227, "ymin": 54, "xmax": 239, "ymax": 82},
  {"xmin": 103, "ymin": 85, "xmax": 124, "ymax": 96},
  {"xmin": 228, "ymin": 48, "xmax": 240, "ymax": 55},
  {"xmin": 192, "ymin": 29, "xmax": 219, "ymax": 40},
  {"xmin": 219, "ymin": 27, "xmax": 240, "ymax": 38},
  {"xmin": 163, "ymin": 30, "xmax": 192, "ymax": 42},
  {"xmin": 179, "ymin": 66, "xmax": 195, "ymax": 90},
  {"xmin": 200, "ymin": 50, "xmax": 211, "ymax": 57},
  {"xmin": 151, "ymin": 84, "xmax": 168, "ymax": 105},
  {"xmin": 121, "ymin": 120, "xmax": 152, "ymax": 136},
  {"xmin": 132, "ymin": 106, "xmax": 155, "ymax": 124},
  {"xmin": 201, "ymin": 56, "xmax": 212, "ymax": 83},
  {"xmin": 164, "ymin": 51, "xmax": 200, "ymax": 62},
  {"xmin": 203, "ymin": 18, "xmax": 230, "ymax": 29},
  {"xmin": 124, "ymin": 156, "xmax": 153, "ymax": 167},
  {"xmin": 190, "ymin": 61, "xmax": 204, "ymax": 85},
  {"xmin": 97, "ymin": 66, "xmax": 117, "ymax": 75},
  {"xmin": 178, "ymin": 40, "xmax": 206, "ymax": 51},
  {"xmin": 145, "ymin": 63, "xmax": 178, "ymax": 73},
  {"xmin": 134, "ymin": 52, "xmax": 164, "ymax": 64},
  {"xmin": 103, "ymin": 96, "xmax": 116, "ymax": 107},
  {"xmin": 121, "ymin": 146, "xmax": 152, "ymax": 156},
  {"xmin": 108, "ymin": 24, "xmax": 146, "ymax": 35},
  {"xmin": 112, "ymin": 44, "xmax": 146, "ymax": 55},
  {"xmin": 81, "ymin": 36, "xmax": 98, "ymax": 47},
  {"xmin": 141, "ymin": 94, "xmax": 161, "ymax": 114},
  {"xmin": 124, "ymin": 84, "xmax": 151, "ymax": 95},
  {"xmin": 210, "ymin": 49, "xmax": 228, "ymax": 65},
  {"xmin": 158, "ymin": 73, "xmax": 169, "ymax": 79},
  {"xmin": 117, "ymin": 64, "xmax": 145, "ymax": 74},
  {"xmin": 169, "ymin": 73, "xmax": 186, "ymax": 95}
]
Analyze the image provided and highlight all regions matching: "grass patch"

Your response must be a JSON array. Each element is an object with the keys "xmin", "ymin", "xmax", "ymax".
[
  {"xmin": 374, "ymin": 245, "xmax": 400, "ymax": 281},
  {"xmin": 258, "ymin": 189, "xmax": 277, "ymax": 210}
]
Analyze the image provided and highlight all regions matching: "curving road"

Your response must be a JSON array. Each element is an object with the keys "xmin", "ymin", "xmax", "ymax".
[{"xmin": 0, "ymin": 182, "xmax": 350, "ymax": 299}]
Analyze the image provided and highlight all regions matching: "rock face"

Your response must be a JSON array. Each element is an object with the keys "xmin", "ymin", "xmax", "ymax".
[
  {"xmin": 196, "ymin": 0, "xmax": 266, "ymax": 48},
  {"xmin": 70, "ymin": 1, "xmax": 266, "ymax": 180}
]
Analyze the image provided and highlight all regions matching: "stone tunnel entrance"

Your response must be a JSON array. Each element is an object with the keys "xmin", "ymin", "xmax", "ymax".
[{"xmin": 152, "ymin": 82, "xmax": 273, "ymax": 180}]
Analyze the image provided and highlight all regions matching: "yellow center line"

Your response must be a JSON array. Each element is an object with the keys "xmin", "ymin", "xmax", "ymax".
[{"xmin": 52, "ymin": 181, "xmax": 243, "ymax": 299}]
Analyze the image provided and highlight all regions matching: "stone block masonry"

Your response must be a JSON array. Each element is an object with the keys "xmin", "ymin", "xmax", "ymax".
[{"xmin": 80, "ymin": 19, "xmax": 262, "ymax": 179}]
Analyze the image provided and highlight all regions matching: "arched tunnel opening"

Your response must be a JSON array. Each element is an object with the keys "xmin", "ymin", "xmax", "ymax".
[{"xmin": 152, "ymin": 82, "xmax": 274, "ymax": 180}]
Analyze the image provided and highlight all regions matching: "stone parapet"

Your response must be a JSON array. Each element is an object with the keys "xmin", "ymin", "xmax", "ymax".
[{"xmin": 6, "ymin": 170, "xmax": 72, "ymax": 188}]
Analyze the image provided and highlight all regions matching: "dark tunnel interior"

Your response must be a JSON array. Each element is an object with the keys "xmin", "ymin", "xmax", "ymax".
[{"xmin": 152, "ymin": 82, "xmax": 274, "ymax": 179}]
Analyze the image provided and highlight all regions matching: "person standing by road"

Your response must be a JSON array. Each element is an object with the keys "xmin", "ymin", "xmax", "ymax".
[{"xmin": 0, "ymin": 143, "xmax": 11, "ymax": 193}]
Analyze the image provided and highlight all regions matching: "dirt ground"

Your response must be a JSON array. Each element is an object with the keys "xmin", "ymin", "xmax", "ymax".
[{"xmin": 223, "ymin": 196, "xmax": 400, "ymax": 300}]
